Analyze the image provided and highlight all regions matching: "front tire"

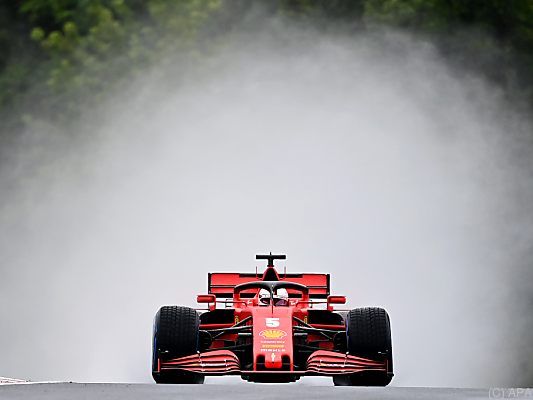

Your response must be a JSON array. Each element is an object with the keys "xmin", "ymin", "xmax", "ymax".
[
  {"xmin": 152, "ymin": 306, "xmax": 204, "ymax": 384},
  {"xmin": 333, "ymin": 307, "xmax": 393, "ymax": 386}
]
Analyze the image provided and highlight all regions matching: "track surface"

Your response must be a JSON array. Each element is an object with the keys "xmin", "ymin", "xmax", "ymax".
[{"xmin": 0, "ymin": 383, "xmax": 492, "ymax": 400}]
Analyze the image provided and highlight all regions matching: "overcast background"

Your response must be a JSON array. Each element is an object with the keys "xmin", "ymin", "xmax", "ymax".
[{"xmin": 1, "ymin": 23, "xmax": 532, "ymax": 387}]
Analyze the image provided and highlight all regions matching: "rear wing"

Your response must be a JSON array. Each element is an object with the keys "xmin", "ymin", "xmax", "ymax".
[{"xmin": 208, "ymin": 272, "xmax": 330, "ymax": 299}]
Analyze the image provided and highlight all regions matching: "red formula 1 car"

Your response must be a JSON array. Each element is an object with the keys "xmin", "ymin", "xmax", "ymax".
[{"xmin": 152, "ymin": 254, "xmax": 393, "ymax": 385}]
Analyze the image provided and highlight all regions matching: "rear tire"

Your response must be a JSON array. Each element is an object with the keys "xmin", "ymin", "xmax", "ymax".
[
  {"xmin": 333, "ymin": 307, "xmax": 393, "ymax": 386},
  {"xmin": 152, "ymin": 306, "xmax": 204, "ymax": 384}
]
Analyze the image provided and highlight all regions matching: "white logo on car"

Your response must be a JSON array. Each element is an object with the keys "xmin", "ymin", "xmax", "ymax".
[{"xmin": 265, "ymin": 317, "xmax": 280, "ymax": 327}]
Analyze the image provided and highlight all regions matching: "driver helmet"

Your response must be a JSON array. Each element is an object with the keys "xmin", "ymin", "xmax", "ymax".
[
  {"xmin": 273, "ymin": 288, "xmax": 289, "ymax": 306},
  {"xmin": 258, "ymin": 288, "xmax": 270, "ymax": 305}
]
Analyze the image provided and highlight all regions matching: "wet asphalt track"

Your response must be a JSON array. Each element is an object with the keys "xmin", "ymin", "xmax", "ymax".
[{"xmin": 0, "ymin": 383, "xmax": 495, "ymax": 400}]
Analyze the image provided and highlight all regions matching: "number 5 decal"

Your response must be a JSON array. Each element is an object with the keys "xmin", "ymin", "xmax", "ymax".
[{"xmin": 266, "ymin": 317, "xmax": 280, "ymax": 327}]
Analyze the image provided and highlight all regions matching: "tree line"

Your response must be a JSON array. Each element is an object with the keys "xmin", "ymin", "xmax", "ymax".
[{"xmin": 1, "ymin": 0, "xmax": 532, "ymax": 133}]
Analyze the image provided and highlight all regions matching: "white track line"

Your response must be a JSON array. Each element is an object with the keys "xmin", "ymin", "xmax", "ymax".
[{"xmin": 0, "ymin": 377, "xmax": 28, "ymax": 385}]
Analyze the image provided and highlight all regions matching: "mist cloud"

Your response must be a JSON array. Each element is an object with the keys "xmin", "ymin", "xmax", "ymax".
[{"xmin": 0, "ymin": 22, "xmax": 532, "ymax": 387}]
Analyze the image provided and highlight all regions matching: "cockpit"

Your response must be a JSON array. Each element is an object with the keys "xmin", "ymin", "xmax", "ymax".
[
  {"xmin": 258, "ymin": 288, "xmax": 289, "ymax": 306},
  {"xmin": 232, "ymin": 280, "xmax": 309, "ymax": 308}
]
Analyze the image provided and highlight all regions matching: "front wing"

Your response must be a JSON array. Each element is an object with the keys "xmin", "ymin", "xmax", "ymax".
[{"xmin": 157, "ymin": 349, "xmax": 388, "ymax": 376}]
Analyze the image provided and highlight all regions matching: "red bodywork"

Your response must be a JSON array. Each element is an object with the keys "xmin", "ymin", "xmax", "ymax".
[{"xmin": 156, "ymin": 261, "xmax": 389, "ymax": 382}]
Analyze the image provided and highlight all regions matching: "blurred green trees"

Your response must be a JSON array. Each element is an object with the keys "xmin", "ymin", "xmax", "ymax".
[
  {"xmin": 362, "ymin": 0, "xmax": 533, "ymax": 98},
  {"xmin": 0, "ymin": 0, "xmax": 221, "ymax": 130},
  {"xmin": 1, "ymin": 0, "xmax": 533, "ymax": 132}
]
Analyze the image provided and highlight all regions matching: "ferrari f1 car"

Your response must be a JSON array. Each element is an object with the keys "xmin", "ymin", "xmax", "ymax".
[{"xmin": 152, "ymin": 254, "xmax": 393, "ymax": 385}]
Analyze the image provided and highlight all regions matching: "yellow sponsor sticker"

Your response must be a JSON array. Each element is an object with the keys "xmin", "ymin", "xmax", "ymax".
[{"xmin": 259, "ymin": 329, "xmax": 287, "ymax": 339}]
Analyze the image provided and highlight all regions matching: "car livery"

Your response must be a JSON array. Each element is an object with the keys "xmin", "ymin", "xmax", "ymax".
[{"xmin": 152, "ymin": 254, "xmax": 393, "ymax": 385}]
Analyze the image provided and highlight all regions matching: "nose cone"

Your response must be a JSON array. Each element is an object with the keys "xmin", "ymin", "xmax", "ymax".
[
  {"xmin": 252, "ymin": 306, "xmax": 293, "ymax": 370},
  {"xmin": 265, "ymin": 350, "xmax": 282, "ymax": 369}
]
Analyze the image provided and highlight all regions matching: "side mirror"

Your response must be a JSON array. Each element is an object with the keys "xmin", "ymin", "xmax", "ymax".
[
  {"xmin": 327, "ymin": 295, "xmax": 346, "ymax": 311},
  {"xmin": 197, "ymin": 294, "xmax": 216, "ymax": 311}
]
